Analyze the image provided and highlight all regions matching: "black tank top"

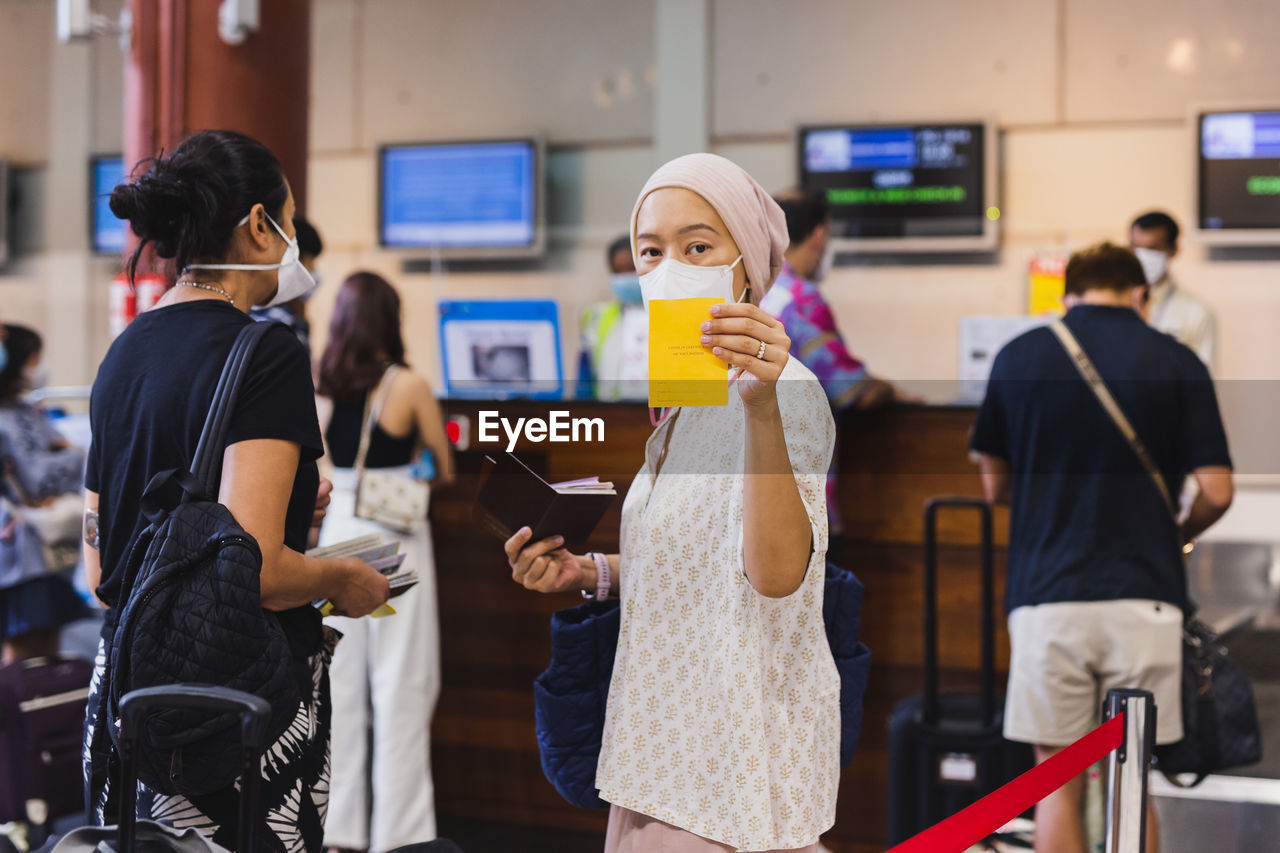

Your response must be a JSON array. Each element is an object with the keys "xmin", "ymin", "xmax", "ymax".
[{"xmin": 325, "ymin": 400, "xmax": 416, "ymax": 468}]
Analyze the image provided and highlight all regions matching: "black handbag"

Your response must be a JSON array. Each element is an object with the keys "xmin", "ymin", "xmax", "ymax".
[
  {"xmin": 103, "ymin": 321, "xmax": 303, "ymax": 797},
  {"xmin": 1155, "ymin": 618, "xmax": 1262, "ymax": 783},
  {"xmin": 1052, "ymin": 321, "xmax": 1262, "ymax": 785}
]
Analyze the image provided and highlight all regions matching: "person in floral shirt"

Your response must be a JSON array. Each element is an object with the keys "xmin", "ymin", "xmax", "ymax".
[{"xmin": 760, "ymin": 193, "xmax": 904, "ymax": 549}]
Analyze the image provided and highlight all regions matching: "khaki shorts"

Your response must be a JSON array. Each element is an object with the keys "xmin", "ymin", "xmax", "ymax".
[{"xmin": 1004, "ymin": 599, "xmax": 1183, "ymax": 747}]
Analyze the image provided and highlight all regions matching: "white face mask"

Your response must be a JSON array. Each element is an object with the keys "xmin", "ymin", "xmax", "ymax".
[
  {"xmin": 638, "ymin": 254, "xmax": 743, "ymax": 310},
  {"xmin": 187, "ymin": 212, "xmax": 317, "ymax": 307},
  {"xmin": 813, "ymin": 247, "xmax": 834, "ymax": 284},
  {"xmin": 24, "ymin": 363, "xmax": 49, "ymax": 391},
  {"xmin": 1132, "ymin": 247, "xmax": 1170, "ymax": 286}
]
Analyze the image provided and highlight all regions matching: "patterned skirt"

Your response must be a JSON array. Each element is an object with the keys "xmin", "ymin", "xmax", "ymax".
[{"xmin": 82, "ymin": 628, "xmax": 339, "ymax": 853}]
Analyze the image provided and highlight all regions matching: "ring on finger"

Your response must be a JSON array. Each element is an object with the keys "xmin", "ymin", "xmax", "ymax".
[{"xmin": 756, "ymin": 339, "xmax": 767, "ymax": 359}]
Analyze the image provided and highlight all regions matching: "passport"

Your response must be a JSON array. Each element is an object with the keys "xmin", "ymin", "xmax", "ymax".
[{"xmin": 475, "ymin": 452, "xmax": 616, "ymax": 554}]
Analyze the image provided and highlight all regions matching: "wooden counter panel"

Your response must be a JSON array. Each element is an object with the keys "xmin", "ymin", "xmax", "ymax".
[
  {"xmin": 836, "ymin": 406, "xmax": 1011, "ymax": 548},
  {"xmin": 847, "ymin": 543, "xmax": 1013, "ymax": 670},
  {"xmin": 433, "ymin": 740, "xmax": 610, "ymax": 834}
]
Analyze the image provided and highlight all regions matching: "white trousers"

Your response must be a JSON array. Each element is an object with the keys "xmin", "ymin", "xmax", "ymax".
[{"xmin": 320, "ymin": 467, "xmax": 442, "ymax": 852}]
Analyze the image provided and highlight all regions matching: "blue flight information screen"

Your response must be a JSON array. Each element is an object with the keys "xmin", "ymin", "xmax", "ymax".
[
  {"xmin": 381, "ymin": 141, "xmax": 537, "ymax": 249},
  {"xmin": 93, "ymin": 156, "xmax": 127, "ymax": 253},
  {"xmin": 800, "ymin": 124, "xmax": 986, "ymax": 239},
  {"xmin": 1199, "ymin": 111, "xmax": 1280, "ymax": 230}
]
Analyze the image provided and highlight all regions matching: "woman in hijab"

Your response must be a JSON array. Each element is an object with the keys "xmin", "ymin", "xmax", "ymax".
[{"xmin": 505, "ymin": 154, "xmax": 839, "ymax": 852}]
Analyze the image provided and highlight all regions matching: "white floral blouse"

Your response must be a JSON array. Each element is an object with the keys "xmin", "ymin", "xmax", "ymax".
[{"xmin": 596, "ymin": 355, "xmax": 839, "ymax": 851}]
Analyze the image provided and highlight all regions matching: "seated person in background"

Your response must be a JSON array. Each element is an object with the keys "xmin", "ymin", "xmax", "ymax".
[
  {"xmin": 577, "ymin": 234, "xmax": 648, "ymax": 401},
  {"xmin": 0, "ymin": 324, "xmax": 87, "ymax": 663},
  {"xmin": 251, "ymin": 215, "xmax": 324, "ymax": 348},
  {"xmin": 761, "ymin": 192, "xmax": 902, "ymax": 554},
  {"xmin": 971, "ymin": 242, "xmax": 1233, "ymax": 853},
  {"xmin": 1129, "ymin": 210, "xmax": 1215, "ymax": 370}
]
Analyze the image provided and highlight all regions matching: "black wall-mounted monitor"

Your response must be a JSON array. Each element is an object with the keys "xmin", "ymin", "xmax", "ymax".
[
  {"xmin": 379, "ymin": 138, "xmax": 545, "ymax": 258},
  {"xmin": 91, "ymin": 155, "xmax": 127, "ymax": 255},
  {"xmin": 1197, "ymin": 109, "xmax": 1280, "ymax": 245},
  {"xmin": 797, "ymin": 121, "xmax": 998, "ymax": 253}
]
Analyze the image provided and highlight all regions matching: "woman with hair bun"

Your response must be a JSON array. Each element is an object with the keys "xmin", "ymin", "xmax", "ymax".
[{"xmin": 83, "ymin": 129, "xmax": 389, "ymax": 851}]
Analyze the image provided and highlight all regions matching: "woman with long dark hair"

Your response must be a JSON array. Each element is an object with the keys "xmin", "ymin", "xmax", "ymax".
[
  {"xmin": 0, "ymin": 324, "xmax": 87, "ymax": 663},
  {"xmin": 84, "ymin": 130, "xmax": 389, "ymax": 851},
  {"xmin": 315, "ymin": 271, "xmax": 453, "ymax": 853}
]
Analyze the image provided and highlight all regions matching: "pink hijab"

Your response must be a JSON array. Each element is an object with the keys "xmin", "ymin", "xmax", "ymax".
[{"xmin": 630, "ymin": 153, "xmax": 789, "ymax": 299}]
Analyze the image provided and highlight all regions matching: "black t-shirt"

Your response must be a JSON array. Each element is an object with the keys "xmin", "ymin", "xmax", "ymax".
[
  {"xmin": 86, "ymin": 301, "xmax": 324, "ymax": 655},
  {"xmin": 325, "ymin": 400, "xmax": 416, "ymax": 469},
  {"xmin": 970, "ymin": 305, "xmax": 1231, "ymax": 613}
]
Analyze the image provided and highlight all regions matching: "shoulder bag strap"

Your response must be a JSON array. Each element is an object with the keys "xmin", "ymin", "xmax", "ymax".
[
  {"xmin": 1049, "ymin": 320, "xmax": 1177, "ymax": 517},
  {"xmin": 353, "ymin": 365, "xmax": 399, "ymax": 480},
  {"xmin": 191, "ymin": 320, "xmax": 276, "ymax": 498}
]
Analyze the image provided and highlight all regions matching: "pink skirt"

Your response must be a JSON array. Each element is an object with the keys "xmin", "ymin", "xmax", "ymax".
[{"xmin": 603, "ymin": 805, "xmax": 820, "ymax": 853}]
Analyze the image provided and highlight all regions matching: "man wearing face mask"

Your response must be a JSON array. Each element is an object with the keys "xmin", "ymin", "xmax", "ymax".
[
  {"xmin": 1130, "ymin": 210, "xmax": 1216, "ymax": 370},
  {"xmin": 249, "ymin": 216, "xmax": 323, "ymax": 349},
  {"xmin": 763, "ymin": 193, "xmax": 898, "ymax": 410},
  {"xmin": 576, "ymin": 234, "xmax": 649, "ymax": 401},
  {"xmin": 972, "ymin": 242, "xmax": 1233, "ymax": 853}
]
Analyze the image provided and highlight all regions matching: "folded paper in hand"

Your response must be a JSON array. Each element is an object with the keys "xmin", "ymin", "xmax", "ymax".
[{"xmin": 307, "ymin": 533, "xmax": 418, "ymax": 617}]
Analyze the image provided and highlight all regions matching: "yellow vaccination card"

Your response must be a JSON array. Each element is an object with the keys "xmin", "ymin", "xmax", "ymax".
[
  {"xmin": 318, "ymin": 601, "xmax": 397, "ymax": 618},
  {"xmin": 648, "ymin": 297, "xmax": 728, "ymax": 408}
]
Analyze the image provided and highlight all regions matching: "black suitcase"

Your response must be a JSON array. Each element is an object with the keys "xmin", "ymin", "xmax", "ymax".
[
  {"xmin": 886, "ymin": 497, "xmax": 1034, "ymax": 845},
  {"xmin": 0, "ymin": 654, "xmax": 93, "ymax": 826},
  {"xmin": 56, "ymin": 685, "xmax": 270, "ymax": 852}
]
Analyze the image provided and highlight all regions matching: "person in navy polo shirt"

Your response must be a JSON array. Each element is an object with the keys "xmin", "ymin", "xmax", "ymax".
[{"xmin": 970, "ymin": 242, "xmax": 1234, "ymax": 853}]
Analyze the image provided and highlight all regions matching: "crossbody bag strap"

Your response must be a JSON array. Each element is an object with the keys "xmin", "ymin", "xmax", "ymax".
[
  {"xmin": 353, "ymin": 365, "xmax": 399, "ymax": 480},
  {"xmin": 1049, "ymin": 320, "xmax": 1177, "ymax": 517}
]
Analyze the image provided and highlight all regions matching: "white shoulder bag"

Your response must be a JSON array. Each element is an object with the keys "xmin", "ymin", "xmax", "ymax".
[{"xmin": 353, "ymin": 366, "xmax": 431, "ymax": 533}]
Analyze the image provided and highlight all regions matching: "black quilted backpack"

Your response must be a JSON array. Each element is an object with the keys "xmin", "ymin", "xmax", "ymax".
[{"xmin": 104, "ymin": 321, "xmax": 303, "ymax": 797}]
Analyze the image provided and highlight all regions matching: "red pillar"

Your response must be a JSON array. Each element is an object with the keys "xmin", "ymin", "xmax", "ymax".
[{"xmin": 123, "ymin": 0, "xmax": 311, "ymax": 275}]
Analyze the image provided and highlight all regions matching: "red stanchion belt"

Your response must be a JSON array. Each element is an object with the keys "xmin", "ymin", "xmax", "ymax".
[{"xmin": 887, "ymin": 712, "xmax": 1126, "ymax": 853}]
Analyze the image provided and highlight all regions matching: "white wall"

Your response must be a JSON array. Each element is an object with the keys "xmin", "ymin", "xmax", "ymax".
[
  {"xmin": 302, "ymin": 0, "xmax": 1280, "ymax": 397},
  {"xmin": 5, "ymin": 0, "xmax": 1280, "ymax": 420},
  {"xmin": 0, "ymin": 0, "xmax": 124, "ymax": 392}
]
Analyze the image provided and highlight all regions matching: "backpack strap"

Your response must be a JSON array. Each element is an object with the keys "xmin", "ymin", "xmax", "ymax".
[{"xmin": 191, "ymin": 321, "xmax": 277, "ymax": 498}]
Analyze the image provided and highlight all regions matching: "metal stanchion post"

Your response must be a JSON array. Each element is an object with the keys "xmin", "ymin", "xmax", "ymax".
[{"xmin": 1103, "ymin": 688, "xmax": 1156, "ymax": 853}]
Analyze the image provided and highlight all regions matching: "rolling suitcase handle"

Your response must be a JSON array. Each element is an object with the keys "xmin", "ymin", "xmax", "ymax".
[
  {"xmin": 118, "ymin": 685, "xmax": 271, "ymax": 853},
  {"xmin": 922, "ymin": 497, "xmax": 996, "ymax": 729}
]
